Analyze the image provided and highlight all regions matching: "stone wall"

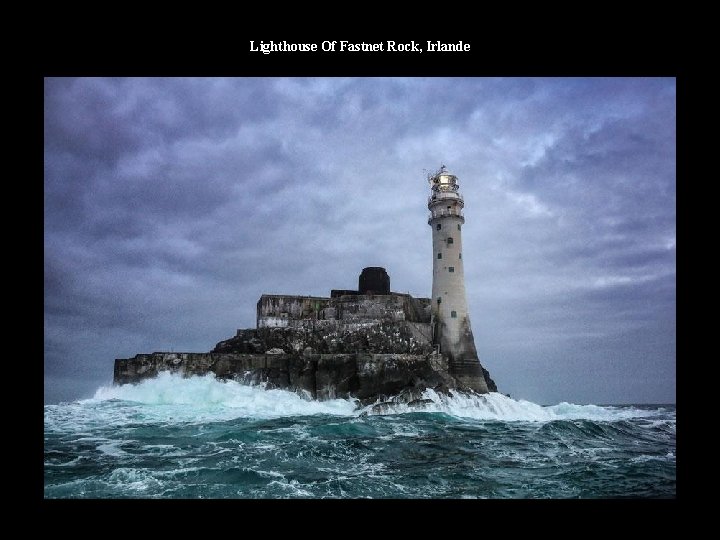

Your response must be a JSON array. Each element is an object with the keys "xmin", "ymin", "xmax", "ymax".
[{"xmin": 256, "ymin": 293, "xmax": 431, "ymax": 329}]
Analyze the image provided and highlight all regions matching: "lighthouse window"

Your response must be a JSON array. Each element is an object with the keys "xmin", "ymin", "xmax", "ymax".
[
  {"xmin": 447, "ymin": 237, "xmax": 454, "ymax": 245},
  {"xmin": 437, "ymin": 253, "xmax": 442, "ymax": 259},
  {"xmin": 449, "ymin": 267, "xmax": 455, "ymax": 273},
  {"xmin": 437, "ymin": 297, "xmax": 442, "ymax": 304},
  {"xmin": 459, "ymin": 253, "xmax": 462, "ymax": 259},
  {"xmin": 458, "ymin": 224, "xmax": 461, "ymax": 231},
  {"xmin": 436, "ymin": 223, "xmax": 441, "ymax": 231},
  {"xmin": 451, "ymin": 311, "xmax": 457, "ymax": 318}
]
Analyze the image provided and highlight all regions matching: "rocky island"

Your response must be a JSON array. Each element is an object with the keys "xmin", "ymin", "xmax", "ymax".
[
  {"xmin": 113, "ymin": 168, "xmax": 497, "ymax": 406},
  {"xmin": 114, "ymin": 267, "xmax": 496, "ymax": 406}
]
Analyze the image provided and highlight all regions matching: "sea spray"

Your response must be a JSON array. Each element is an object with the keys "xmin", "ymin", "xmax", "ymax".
[
  {"xmin": 85, "ymin": 372, "xmax": 660, "ymax": 423},
  {"xmin": 87, "ymin": 372, "xmax": 358, "ymax": 422}
]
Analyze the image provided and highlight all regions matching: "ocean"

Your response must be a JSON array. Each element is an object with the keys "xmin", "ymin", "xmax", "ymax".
[{"xmin": 44, "ymin": 372, "xmax": 676, "ymax": 498}]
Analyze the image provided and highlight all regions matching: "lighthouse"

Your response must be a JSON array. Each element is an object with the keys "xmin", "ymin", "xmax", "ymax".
[{"xmin": 428, "ymin": 166, "xmax": 489, "ymax": 392}]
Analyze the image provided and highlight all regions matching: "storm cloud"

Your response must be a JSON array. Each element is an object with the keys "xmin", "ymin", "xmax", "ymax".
[{"xmin": 44, "ymin": 77, "xmax": 676, "ymax": 404}]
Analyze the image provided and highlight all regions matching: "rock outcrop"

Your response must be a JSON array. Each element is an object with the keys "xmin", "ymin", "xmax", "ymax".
[
  {"xmin": 213, "ymin": 323, "xmax": 433, "ymax": 356},
  {"xmin": 113, "ymin": 319, "xmax": 497, "ymax": 403},
  {"xmin": 112, "ymin": 281, "xmax": 497, "ymax": 402},
  {"xmin": 113, "ymin": 351, "xmax": 479, "ymax": 405}
]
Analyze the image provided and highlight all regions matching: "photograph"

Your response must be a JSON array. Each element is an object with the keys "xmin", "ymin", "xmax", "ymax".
[{"xmin": 44, "ymin": 76, "xmax": 676, "ymax": 498}]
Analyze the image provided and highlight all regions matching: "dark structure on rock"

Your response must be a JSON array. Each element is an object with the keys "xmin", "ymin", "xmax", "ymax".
[
  {"xmin": 358, "ymin": 267, "xmax": 390, "ymax": 295},
  {"xmin": 114, "ymin": 168, "xmax": 497, "ymax": 403},
  {"xmin": 330, "ymin": 266, "xmax": 390, "ymax": 298}
]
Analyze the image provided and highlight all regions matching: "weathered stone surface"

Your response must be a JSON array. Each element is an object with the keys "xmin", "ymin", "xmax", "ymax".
[
  {"xmin": 114, "ymin": 303, "xmax": 497, "ymax": 401},
  {"xmin": 113, "ymin": 348, "xmax": 493, "ymax": 403},
  {"xmin": 213, "ymin": 321, "xmax": 433, "ymax": 356},
  {"xmin": 114, "ymin": 353, "xmax": 184, "ymax": 385},
  {"xmin": 355, "ymin": 353, "xmax": 452, "ymax": 401},
  {"xmin": 315, "ymin": 354, "xmax": 359, "ymax": 400},
  {"xmin": 211, "ymin": 354, "xmax": 254, "ymax": 379},
  {"xmin": 289, "ymin": 355, "xmax": 318, "ymax": 398},
  {"xmin": 213, "ymin": 329, "xmax": 263, "ymax": 354},
  {"xmin": 256, "ymin": 293, "xmax": 432, "ymax": 329},
  {"xmin": 482, "ymin": 366, "xmax": 498, "ymax": 393}
]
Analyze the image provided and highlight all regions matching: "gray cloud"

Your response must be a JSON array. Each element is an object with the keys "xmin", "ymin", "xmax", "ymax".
[{"xmin": 44, "ymin": 77, "xmax": 675, "ymax": 405}]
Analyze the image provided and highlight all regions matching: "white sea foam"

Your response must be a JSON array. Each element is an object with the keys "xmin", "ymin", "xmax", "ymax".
[
  {"xmin": 61, "ymin": 372, "xmax": 664, "ymax": 424},
  {"xmin": 96, "ymin": 442, "xmax": 129, "ymax": 457},
  {"xmin": 86, "ymin": 372, "xmax": 357, "ymax": 421},
  {"xmin": 107, "ymin": 467, "xmax": 164, "ymax": 493},
  {"xmin": 394, "ymin": 390, "xmax": 660, "ymax": 422}
]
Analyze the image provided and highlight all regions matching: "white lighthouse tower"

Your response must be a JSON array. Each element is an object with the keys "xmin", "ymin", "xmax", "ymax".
[{"xmin": 428, "ymin": 166, "xmax": 490, "ymax": 392}]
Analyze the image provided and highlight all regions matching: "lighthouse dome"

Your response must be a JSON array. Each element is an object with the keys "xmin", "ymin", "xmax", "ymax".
[{"xmin": 429, "ymin": 165, "xmax": 458, "ymax": 187}]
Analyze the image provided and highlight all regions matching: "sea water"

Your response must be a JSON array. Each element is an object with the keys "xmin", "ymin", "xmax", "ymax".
[{"xmin": 44, "ymin": 372, "xmax": 676, "ymax": 498}]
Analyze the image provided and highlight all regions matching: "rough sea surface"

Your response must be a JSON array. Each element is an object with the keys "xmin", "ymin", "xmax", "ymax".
[{"xmin": 44, "ymin": 373, "xmax": 676, "ymax": 498}]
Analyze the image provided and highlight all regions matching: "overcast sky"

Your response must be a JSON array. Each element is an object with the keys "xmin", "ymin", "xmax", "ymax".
[{"xmin": 44, "ymin": 77, "xmax": 675, "ymax": 405}]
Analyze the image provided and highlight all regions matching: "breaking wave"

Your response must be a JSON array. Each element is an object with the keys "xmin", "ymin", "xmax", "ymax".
[
  {"xmin": 85, "ymin": 372, "xmax": 357, "ymax": 422},
  {"xmin": 81, "ymin": 372, "xmax": 659, "ymax": 423}
]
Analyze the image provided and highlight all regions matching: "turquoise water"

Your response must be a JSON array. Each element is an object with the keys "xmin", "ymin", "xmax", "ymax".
[{"xmin": 44, "ymin": 373, "xmax": 676, "ymax": 498}]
